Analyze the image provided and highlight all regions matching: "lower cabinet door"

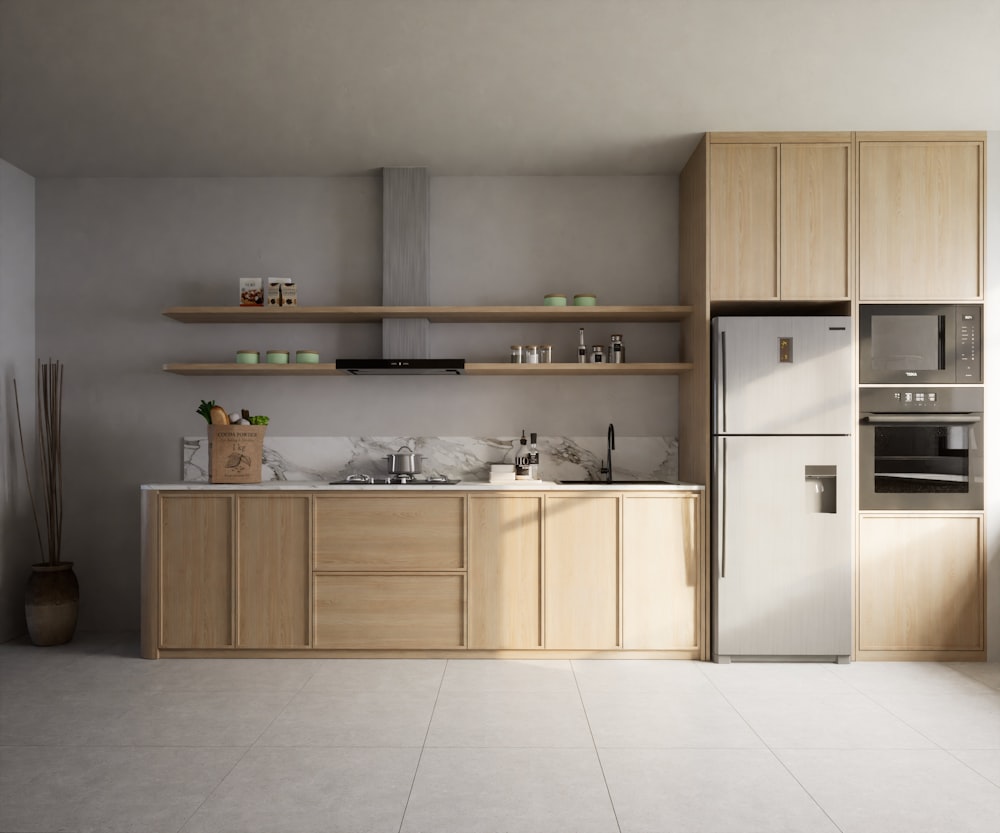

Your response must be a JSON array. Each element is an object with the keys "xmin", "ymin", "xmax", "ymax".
[
  {"xmin": 314, "ymin": 574, "xmax": 466, "ymax": 649},
  {"xmin": 468, "ymin": 495, "xmax": 542, "ymax": 649},
  {"xmin": 622, "ymin": 494, "xmax": 700, "ymax": 650},
  {"xmin": 237, "ymin": 495, "xmax": 311, "ymax": 648},
  {"xmin": 159, "ymin": 494, "xmax": 233, "ymax": 649},
  {"xmin": 544, "ymin": 495, "xmax": 620, "ymax": 649},
  {"xmin": 859, "ymin": 514, "xmax": 984, "ymax": 652}
]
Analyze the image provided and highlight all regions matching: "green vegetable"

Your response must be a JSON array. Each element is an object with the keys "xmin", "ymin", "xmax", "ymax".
[
  {"xmin": 249, "ymin": 415, "xmax": 270, "ymax": 426},
  {"xmin": 196, "ymin": 400, "xmax": 216, "ymax": 423}
]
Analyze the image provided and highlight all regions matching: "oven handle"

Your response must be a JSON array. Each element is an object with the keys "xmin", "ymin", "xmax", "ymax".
[{"xmin": 862, "ymin": 414, "xmax": 981, "ymax": 425}]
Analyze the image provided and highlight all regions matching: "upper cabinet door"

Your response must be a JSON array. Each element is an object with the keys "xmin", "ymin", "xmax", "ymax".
[
  {"xmin": 709, "ymin": 138, "xmax": 852, "ymax": 303},
  {"xmin": 710, "ymin": 143, "xmax": 779, "ymax": 301},
  {"xmin": 780, "ymin": 143, "xmax": 852, "ymax": 301},
  {"xmin": 859, "ymin": 139, "xmax": 984, "ymax": 301}
]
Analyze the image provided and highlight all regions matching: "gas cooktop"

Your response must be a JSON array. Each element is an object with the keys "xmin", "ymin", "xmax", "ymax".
[{"xmin": 328, "ymin": 475, "xmax": 461, "ymax": 486}]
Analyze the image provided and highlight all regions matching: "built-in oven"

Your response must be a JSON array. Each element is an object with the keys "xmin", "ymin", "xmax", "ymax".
[{"xmin": 860, "ymin": 387, "xmax": 984, "ymax": 511}]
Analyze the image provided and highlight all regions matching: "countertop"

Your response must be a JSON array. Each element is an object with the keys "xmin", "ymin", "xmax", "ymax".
[{"xmin": 142, "ymin": 481, "xmax": 704, "ymax": 491}]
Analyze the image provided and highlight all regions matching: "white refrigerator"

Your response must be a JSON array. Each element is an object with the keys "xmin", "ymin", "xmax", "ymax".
[{"xmin": 711, "ymin": 316, "xmax": 853, "ymax": 662}]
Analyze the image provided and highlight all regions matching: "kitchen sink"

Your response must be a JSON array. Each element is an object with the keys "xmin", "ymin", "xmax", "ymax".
[{"xmin": 556, "ymin": 479, "xmax": 674, "ymax": 485}]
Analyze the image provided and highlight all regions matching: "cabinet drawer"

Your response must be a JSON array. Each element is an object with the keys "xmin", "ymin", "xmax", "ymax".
[
  {"xmin": 313, "ymin": 573, "xmax": 465, "ymax": 648},
  {"xmin": 314, "ymin": 495, "xmax": 465, "ymax": 571}
]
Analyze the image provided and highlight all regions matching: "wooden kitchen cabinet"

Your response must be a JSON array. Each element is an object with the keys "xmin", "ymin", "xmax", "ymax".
[
  {"xmin": 314, "ymin": 494, "xmax": 465, "ymax": 571},
  {"xmin": 313, "ymin": 573, "xmax": 466, "ymax": 648},
  {"xmin": 467, "ymin": 495, "xmax": 542, "ymax": 649},
  {"xmin": 858, "ymin": 134, "xmax": 984, "ymax": 301},
  {"xmin": 144, "ymin": 487, "xmax": 706, "ymax": 658},
  {"xmin": 236, "ymin": 495, "xmax": 310, "ymax": 648},
  {"xmin": 858, "ymin": 513, "xmax": 985, "ymax": 658},
  {"xmin": 158, "ymin": 494, "xmax": 233, "ymax": 649},
  {"xmin": 622, "ymin": 493, "xmax": 701, "ymax": 650},
  {"xmin": 544, "ymin": 494, "xmax": 620, "ymax": 649},
  {"xmin": 312, "ymin": 493, "xmax": 467, "ymax": 649},
  {"xmin": 709, "ymin": 135, "xmax": 852, "ymax": 302}
]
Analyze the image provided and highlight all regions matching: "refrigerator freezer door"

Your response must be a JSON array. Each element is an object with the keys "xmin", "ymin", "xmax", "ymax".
[
  {"xmin": 713, "ymin": 435, "xmax": 852, "ymax": 660},
  {"xmin": 713, "ymin": 316, "xmax": 853, "ymax": 435}
]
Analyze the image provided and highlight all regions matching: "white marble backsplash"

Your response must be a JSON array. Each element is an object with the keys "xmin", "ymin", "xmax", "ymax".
[{"xmin": 182, "ymin": 435, "xmax": 678, "ymax": 483}]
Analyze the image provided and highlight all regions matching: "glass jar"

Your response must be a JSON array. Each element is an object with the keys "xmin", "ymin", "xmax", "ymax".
[
  {"xmin": 591, "ymin": 345, "xmax": 605, "ymax": 363},
  {"xmin": 525, "ymin": 345, "xmax": 540, "ymax": 364},
  {"xmin": 539, "ymin": 345, "xmax": 553, "ymax": 363},
  {"xmin": 510, "ymin": 345, "xmax": 524, "ymax": 363},
  {"xmin": 610, "ymin": 334, "xmax": 625, "ymax": 363}
]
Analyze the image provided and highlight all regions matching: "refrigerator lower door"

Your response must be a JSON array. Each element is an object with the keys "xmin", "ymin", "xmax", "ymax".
[{"xmin": 713, "ymin": 435, "xmax": 852, "ymax": 661}]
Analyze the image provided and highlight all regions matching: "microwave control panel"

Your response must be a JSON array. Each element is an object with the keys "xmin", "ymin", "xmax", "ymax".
[{"xmin": 956, "ymin": 305, "xmax": 981, "ymax": 382}]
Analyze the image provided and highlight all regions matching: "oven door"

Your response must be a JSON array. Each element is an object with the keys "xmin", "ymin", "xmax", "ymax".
[{"xmin": 860, "ymin": 413, "xmax": 984, "ymax": 510}]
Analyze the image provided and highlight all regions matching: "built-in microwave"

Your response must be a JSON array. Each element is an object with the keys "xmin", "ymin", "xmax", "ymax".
[{"xmin": 859, "ymin": 304, "xmax": 982, "ymax": 385}]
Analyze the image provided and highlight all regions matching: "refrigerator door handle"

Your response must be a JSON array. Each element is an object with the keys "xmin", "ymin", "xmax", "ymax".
[
  {"xmin": 719, "ymin": 438, "xmax": 728, "ymax": 578},
  {"xmin": 720, "ymin": 330, "xmax": 728, "ymax": 433}
]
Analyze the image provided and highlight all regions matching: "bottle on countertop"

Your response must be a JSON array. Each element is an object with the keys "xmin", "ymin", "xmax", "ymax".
[
  {"xmin": 515, "ymin": 429, "xmax": 531, "ymax": 479},
  {"xmin": 529, "ymin": 432, "xmax": 540, "ymax": 480}
]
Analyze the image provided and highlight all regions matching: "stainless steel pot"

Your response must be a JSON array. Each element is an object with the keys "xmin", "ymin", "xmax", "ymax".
[{"xmin": 386, "ymin": 445, "xmax": 423, "ymax": 475}]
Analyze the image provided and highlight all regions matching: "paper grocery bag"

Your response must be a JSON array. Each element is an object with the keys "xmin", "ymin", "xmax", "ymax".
[{"xmin": 208, "ymin": 425, "xmax": 265, "ymax": 484}]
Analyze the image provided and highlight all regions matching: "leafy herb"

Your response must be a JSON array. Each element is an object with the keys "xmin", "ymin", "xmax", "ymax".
[
  {"xmin": 249, "ymin": 415, "xmax": 269, "ymax": 426},
  {"xmin": 196, "ymin": 400, "xmax": 216, "ymax": 423}
]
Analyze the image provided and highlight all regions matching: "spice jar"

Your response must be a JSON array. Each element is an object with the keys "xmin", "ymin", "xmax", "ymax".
[
  {"xmin": 539, "ymin": 345, "xmax": 553, "ymax": 363},
  {"xmin": 610, "ymin": 334, "xmax": 625, "ymax": 363},
  {"xmin": 525, "ymin": 345, "xmax": 540, "ymax": 364},
  {"xmin": 590, "ymin": 345, "xmax": 605, "ymax": 363},
  {"xmin": 510, "ymin": 345, "xmax": 524, "ymax": 363}
]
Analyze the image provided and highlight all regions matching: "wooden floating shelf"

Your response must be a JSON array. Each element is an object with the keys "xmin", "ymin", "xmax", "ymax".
[
  {"xmin": 163, "ymin": 362, "xmax": 693, "ymax": 377},
  {"xmin": 464, "ymin": 362, "xmax": 693, "ymax": 376},
  {"xmin": 163, "ymin": 305, "xmax": 693, "ymax": 324}
]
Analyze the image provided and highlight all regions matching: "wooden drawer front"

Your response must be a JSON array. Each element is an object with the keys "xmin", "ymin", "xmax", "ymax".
[
  {"xmin": 237, "ymin": 495, "xmax": 311, "ymax": 648},
  {"xmin": 314, "ymin": 496, "xmax": 465, "ymax": 571},
  {"xmin": 314, "ymin": 574, "xmax": 465, "ymax": 648},
  {"xmin": 159, "ymin": 494, "xmax": 232, "ymax": 649}
]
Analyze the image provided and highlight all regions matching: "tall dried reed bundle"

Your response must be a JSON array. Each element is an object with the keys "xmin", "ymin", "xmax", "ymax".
[{"xmin": 13, "ymin": 359, "xmax": 64, "ymax": 565}]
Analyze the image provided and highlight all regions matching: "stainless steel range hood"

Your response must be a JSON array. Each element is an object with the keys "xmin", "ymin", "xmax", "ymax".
[
  {"xmin": 343, "ymin": 167, "xmax": 465, "ymax": 376},
  {"xmin": 336, "ymin": 358, "xmax": 465, "ymax": 375}
]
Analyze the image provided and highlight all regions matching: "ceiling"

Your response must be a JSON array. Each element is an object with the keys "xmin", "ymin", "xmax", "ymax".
[{"xmin": 1, "ymin": 0, "xmax": 998, "ymax": 178}]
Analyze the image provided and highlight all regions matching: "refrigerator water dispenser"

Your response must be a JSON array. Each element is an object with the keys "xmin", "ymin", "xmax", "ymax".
[{"xmin": 805, "ymin": 465, "xmax": 837, "ymax": 514}]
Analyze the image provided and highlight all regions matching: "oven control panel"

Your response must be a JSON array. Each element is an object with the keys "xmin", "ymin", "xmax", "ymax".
[
  {"xmin": 893, "ymin": 391, "xmax": 937, "ymax": 406},
  {"xmin": 861, "ymin": 387, "xmax": 984, "ymax": 414}
]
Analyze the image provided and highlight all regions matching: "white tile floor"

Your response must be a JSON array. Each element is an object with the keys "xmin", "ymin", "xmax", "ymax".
[{"xmin": 1, "ymin": 634, "xmax": 998, "ymax": 833}]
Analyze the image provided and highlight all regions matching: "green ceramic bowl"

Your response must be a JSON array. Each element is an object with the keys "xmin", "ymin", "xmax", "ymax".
[
  {"xmin": 543, "ymin": 294, "xmax": 567, "ymax": 306},
  {"xmin": 265, "ymin": 350, "xmax": 289, "ymax": 364},
  {"xmin": 295, "ymin": 350, "xmax": 320, "ymax": 364},
  {"xmin": 573, "ymin": 294, "xmax": 597, "ymax": 306},
  {"xmin": 236, "ymin": 350, "xmax": 259, "ymax": 364}
]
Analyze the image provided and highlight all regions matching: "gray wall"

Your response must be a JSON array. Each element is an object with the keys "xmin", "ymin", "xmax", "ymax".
[
  {"xmin": 0, "ymin": 159, "xmax": 37, "ymax": 641},
  {"xmin": 33, "ymin": 175, "xmax": 678, "ymax": 630}
]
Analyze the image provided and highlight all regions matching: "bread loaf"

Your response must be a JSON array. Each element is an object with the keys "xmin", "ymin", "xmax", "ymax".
[{"xmin": 209, "ymin": 405, "xmax": 230, "ymax": 425}]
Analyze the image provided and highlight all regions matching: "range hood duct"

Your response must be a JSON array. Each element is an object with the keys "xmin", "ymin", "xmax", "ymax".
[{"xmin": 337, "ymin": 167, "xmax": 465, "ymax": 375}]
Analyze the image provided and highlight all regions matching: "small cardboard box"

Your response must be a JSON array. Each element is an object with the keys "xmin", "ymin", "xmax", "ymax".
[
  {"xmin": 208, "ymin": 425, "xmax": 265, "ymax": 484},
  {"xmin": 239, "ymin": 278, "xmax": 264, "ymax": 306}
]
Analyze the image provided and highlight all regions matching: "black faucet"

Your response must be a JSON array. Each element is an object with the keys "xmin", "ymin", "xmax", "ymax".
[{"xmin": 600, "ymin": 423, "xmax": 615, "ymax": 483}]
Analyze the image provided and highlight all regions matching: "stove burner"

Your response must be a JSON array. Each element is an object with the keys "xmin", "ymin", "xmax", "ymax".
[{"xmin": 330, "ymin": 474, "xmax": 461, "ymax": 486}]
